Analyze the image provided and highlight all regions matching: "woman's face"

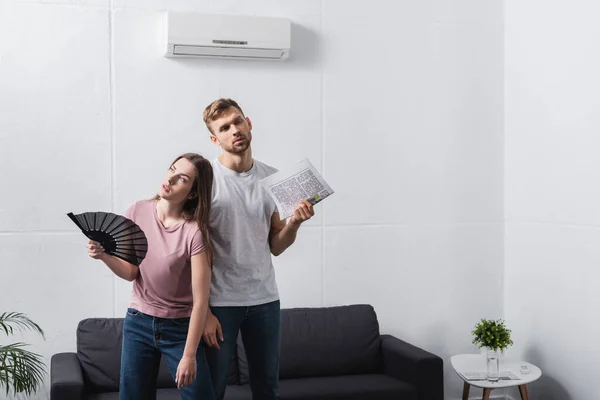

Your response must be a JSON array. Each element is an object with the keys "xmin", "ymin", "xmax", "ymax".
[{"xmin": 158, "ymin": 158, "xmax": 198, "ymax": 204}]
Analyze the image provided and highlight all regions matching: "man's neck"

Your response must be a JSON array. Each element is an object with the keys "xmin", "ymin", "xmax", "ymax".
[{"xmin": 219, "ymin": 148, "xmax": 254, "ymax": 173}]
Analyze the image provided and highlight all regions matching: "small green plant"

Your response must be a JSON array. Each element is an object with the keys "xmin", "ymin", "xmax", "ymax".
[
  {"xmin": 471, "ymin": 318, "xmax": 514, "ymax": 353},
  {"xmin": 0, "ymin": 312, "xmax": 47, "ymax": 397}
]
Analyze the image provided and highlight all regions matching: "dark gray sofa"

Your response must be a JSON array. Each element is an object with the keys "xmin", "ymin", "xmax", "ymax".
[{"xmin": 51, "ymin": 304, "xmax": 443, "ymax": 400}]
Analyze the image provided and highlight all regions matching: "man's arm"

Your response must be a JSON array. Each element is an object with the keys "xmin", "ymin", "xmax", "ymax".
[{"xmin": 269, "ymin": 199, "xmax": 314, "ymax": 256}]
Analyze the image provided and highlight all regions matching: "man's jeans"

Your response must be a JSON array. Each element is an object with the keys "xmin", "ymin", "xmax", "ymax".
[
  {"xmin": 206, "ymin": 300, "xmax": 281, "ymax": 400},
  {"xmin": 119, "ymin": 308, "xmax": 216, "ymax": 400}
]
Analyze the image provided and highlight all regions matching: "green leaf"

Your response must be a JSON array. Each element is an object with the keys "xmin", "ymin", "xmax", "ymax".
[
  {"xmin": 0, "ymin": 313, "xmax": 45, "ymax": 339},
  {"xmin": 0, "ymin": 343, "xmax": 46, "ymax": 396},
  {"xmin": 0, "ymin": 313, "xmax": 46, "ymax": 397},
  {"xmin": 471, "ymin": 318, "xmax": 513, "ymax": 353}
]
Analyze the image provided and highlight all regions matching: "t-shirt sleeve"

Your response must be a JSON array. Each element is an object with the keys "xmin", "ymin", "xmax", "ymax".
[
  {"xmin": 265, "ymin": 167, "xmax": 280, "ymax": 214},
  {"xmin": 270, "ymin": 194, "xmax": 279, "ymax": 215},
  {"xmin": 190, "ymin": 229, "xmax": 206, "ymax": 256},
  {"xmin": 124, "ymin": 203, "xmax": 136, "ymax": 221}
]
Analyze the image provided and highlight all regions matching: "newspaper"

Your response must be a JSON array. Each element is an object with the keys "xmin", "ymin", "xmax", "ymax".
[
  {"xmin": 260, "ymin": 158, "xmax": 334, "ymax": 219},
  {"xmin": 459, "ymin": 371, "xmax": 520, "ymax": 381}
]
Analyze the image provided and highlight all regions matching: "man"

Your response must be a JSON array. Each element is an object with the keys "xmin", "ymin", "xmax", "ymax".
[{"xmin": 201, "ymin": 98, "xmax": 314, "ymax": 400}]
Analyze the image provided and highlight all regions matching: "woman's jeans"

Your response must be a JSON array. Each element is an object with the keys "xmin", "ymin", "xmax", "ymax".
[{"xmin": 119, "ymin": 308, "xmax": 215, "ymax": 400}]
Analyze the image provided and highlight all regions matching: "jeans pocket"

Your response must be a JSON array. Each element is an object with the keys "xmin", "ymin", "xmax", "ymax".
[
  {"xmin": 126, "ymin": 308, "xmax": 140, "ymax": 316},
  {"xmin": 172, "ymin": 317, "xmax": 190, "ymax": 326}
]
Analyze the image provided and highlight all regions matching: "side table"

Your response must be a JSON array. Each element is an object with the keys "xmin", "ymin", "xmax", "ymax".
[{"xmin": 450, "ymin": 354, "xmax": 542, "ymax": 400}]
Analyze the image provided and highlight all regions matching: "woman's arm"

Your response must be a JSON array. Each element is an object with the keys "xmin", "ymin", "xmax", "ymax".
[
  {"xmin": 88, "ymin": 240, "xmax": 139, "ymax": 281},
  {"xmin": 176, "ymin": 251, "xmax": 212, "ymax": 388},
  {"xmin": 100, "ymin": 254, "xmax": 139, "ymax": 281},
  {"xmin": 183, "ymin": 251, "xmax": 211, "ymax": 356}
]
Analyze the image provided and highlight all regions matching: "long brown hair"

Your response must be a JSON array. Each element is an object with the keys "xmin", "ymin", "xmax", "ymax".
[{"xmin": 154, "ymin": 152, "xmax": 213, "ymax": 263}]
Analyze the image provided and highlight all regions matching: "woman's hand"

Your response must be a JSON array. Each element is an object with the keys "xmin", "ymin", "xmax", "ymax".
[
  {"xmin": 87, "ymin": 240, "xmax": 105, "ymax": 260},
  {"xmin": 175, "ymin": 356, "xmax": 197, "ymax": 389}
]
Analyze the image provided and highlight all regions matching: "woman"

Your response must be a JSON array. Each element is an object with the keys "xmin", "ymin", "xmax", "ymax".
[{"xmin": 87, "ymin": 153, "xmax": 215, "ymax": 400}]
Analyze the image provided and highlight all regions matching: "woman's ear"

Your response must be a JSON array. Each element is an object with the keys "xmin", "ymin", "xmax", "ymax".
[{"xmin": 189, "ymin": 192, "xmax": 198, "ymax": 199}]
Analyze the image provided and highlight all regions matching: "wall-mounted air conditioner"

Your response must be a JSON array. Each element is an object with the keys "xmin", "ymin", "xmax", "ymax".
[{"xmin": 163, "ymin": 12, "xmax": 291, "ymax": 61}]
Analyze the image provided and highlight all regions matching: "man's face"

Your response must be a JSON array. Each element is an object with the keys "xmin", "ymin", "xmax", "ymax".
[{"xmin": 209, "ymin": 107, "xmax": 253, "ymax": 155}]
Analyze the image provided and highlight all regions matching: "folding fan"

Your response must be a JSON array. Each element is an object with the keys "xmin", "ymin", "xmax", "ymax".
[{"xmin": 67, "ymin": 211, "xmax": 148, "ymax": 267}]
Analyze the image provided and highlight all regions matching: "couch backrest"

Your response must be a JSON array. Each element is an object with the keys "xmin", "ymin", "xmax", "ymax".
[
  {"xmin": 76, "ymin": 318, "xmax": 177, "ymax": 392},
  {"xmin": 76, "ymin": 317, "xmax": 238, "ymax": 392},
  {"xmin": 237, "ymin": 304, "xmax": 382, "ymax": 382},
  {"xmin": 76, "ymin": 304, "xmax": 381, "ymax": 390}
]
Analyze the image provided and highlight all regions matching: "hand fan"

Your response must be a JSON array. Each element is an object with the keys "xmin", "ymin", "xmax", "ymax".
[{"xmin": 67, "ymin": 211, "xmax": 148, "ymax": 267}]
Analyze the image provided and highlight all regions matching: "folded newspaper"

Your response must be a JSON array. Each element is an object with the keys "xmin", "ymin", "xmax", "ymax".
[
  {"xmin": 260, "ymin": 158, "xmax": 334, "ymax": 219},
  {"xmin": 459, "ymin": 371, "xmax": 520, "ymax": 381}
]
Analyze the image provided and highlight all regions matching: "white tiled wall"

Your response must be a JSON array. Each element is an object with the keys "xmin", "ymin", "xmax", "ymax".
[
  {"xmin": 0, "ymin": 1, "xmax": 504, "ymax": 399},
  {"xmin": 505, "ymin": 0, "xmax": 600, "ymax": 398}
]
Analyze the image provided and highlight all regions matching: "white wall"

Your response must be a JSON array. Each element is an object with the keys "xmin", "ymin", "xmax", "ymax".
[
  {"xmin": 322, "ymin": 2, "xmax": 504, "ymax": 398},
  {"xmin": 0, "ymin": 1, "xmax": 504, "ymax": 399},
  {"xmin": 505, "ymin": 1, "xmax": 600, "ymax": 399}
]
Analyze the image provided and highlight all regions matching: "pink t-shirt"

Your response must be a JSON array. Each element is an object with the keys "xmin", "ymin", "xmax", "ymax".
[{"xmin": 124, "ymin": 199, "xmax": 206, "ymax": 319}]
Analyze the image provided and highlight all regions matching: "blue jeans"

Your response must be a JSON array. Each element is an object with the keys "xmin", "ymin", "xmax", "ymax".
[
  {"xmin": 119, "ymin": 308, "xmax": 215, "ymax": 400},
  {"xmin": 206, "ymin": 300, "xmax": 281, "ymax": 400}
]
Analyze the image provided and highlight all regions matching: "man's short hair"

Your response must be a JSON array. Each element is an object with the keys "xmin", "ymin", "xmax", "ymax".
[{"xmin": 203, "ymin": 98, "xmax": 245, "ymax": 134}]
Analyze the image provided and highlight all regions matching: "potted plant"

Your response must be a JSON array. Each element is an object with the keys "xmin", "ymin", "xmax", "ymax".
[
  {"xmin": 0, "ymin": 312, "xmax": 47, "ymax": 397},
  {"xmin": 471, "ymin": 318, "xmax": 513, "ymax": 381}
]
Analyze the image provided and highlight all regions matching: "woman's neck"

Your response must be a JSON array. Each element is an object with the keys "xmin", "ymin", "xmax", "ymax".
[{"xmin": 155, "ymin": 198, "xmax": 184, "ymax": 224}]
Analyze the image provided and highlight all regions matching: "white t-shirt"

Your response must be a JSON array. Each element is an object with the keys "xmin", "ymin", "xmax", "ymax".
[{"xmin": 208, "ymin": 158, "xmax": 280, "ymax": 306}]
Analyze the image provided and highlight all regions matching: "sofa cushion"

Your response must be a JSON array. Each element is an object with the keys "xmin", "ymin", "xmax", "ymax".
[
  {"xmin": 237, "ymin": 304, "xmax": 382, "ymax": 382},
  {"xmin": 230, "ymin": 375, "xmax": 416, "ymax": 400},
  {"xmin": 223, "ymin": 385, "xmax": 253, "ymax": 400},
  {"xmin": 85, "ymin": 388, "xmax": 180, "ymax": 400},
  {"xmin": 156, "ymin": 357, "xmax": 177, "ymax": 389},
  {"xmin": 278, "ymin": 374, "xmax": 417, "ymax": 400},
  {"xmin": 77, "ymin": 318, "xmax": 180, "ymax": 391},
  {"xmin": 85, "ymin": 392, "xmax": 120, "ymax": 400},
  {"xmin": 85, "ymin": 386, "xmax": 251, "ymax": 400},
  {"xmin": 77, "ymin": 318, "xmax": 125, "ymax": 392}
]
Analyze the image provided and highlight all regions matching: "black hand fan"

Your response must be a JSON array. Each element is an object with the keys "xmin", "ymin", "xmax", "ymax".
[{"xmin": 67, "ymin": 211, "xmax": 148, "ymax": 267}]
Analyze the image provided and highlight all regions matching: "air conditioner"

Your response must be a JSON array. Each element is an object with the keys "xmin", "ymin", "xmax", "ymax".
[{"xmin": 163, "ymin": 12, "xmax": 291, "ymax": 61}]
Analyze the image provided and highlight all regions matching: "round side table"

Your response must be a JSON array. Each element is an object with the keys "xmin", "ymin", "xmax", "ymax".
[{"xmin": 450, "ymin": 354, "xmax": 542, "ymax": 400}]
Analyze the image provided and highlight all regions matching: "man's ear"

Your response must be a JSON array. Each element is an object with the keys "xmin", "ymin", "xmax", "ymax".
[
  {"xmin": 209, "ymin": 134, "xmax": 221, "ymax": 147},
  {"xmin": 246, "ymin": 117, "xmax": 252, "ymax": 131}
]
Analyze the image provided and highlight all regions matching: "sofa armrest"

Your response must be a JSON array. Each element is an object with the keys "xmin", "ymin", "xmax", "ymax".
[
  {"xmin": 381, "ymin": 334, "xmax": 443, "ymax": 400},
  {"xmin": 51, "ymin": 353, "xmax": 85, "ymax": 400}
]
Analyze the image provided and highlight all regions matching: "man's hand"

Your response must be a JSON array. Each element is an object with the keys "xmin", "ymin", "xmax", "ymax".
[
  {"xmin": 175, "ymin": 356, "xmax": 196, "ymax": 389},
  {"xmin": 289, "ymin": 199, "xmax": 315, "ymax": 228},
  {"xmin": 203, "ymin": 312, "xmax": 224, "ymax": 349}
]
